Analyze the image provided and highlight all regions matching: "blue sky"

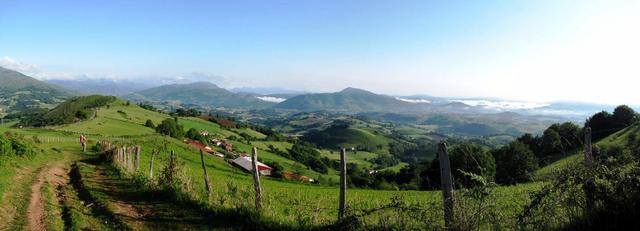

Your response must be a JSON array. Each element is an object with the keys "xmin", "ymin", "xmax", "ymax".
[{"xmin": 1, "ymin": 0, "xmax": 639, "ymax": 104}]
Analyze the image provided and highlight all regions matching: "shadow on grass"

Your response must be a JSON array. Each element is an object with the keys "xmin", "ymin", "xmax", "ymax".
[{"xmin": 76, "ymin": 156, "xmax": 321, "ymax": 230}]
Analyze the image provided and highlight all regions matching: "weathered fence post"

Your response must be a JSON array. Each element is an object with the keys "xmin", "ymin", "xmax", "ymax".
[
  {"xmin": 251, "ymin": 147, "xmax": 262, "ymax": 210},
  {"xmin": 168, "ymin": 150, "xmax": 176, "ymax": 185},
  {"xmin": 584, "ymin": 127, "xmax": 593, "ymax": 168},
  {"xmin": 149, "ymin": 150, "xmax": 156, "ymax": 179},
  {"xmin": 200, "ymin": 150, "xmax": 212, "ymax": 197},
  {"xmin": 135, "ymin": 146, "xmax": 141, "ymax": 171},
  {"xmin": 338, "ymin": 148, "xmax": 347, "ymax": 220},
  {"xmin": 119, "ymin": 147, "xmax": 124, "ymax": 166},
  {"xmin": 438, "ymin": 141, "xmax": 454, "ymax": 229},
  {"xmin": 584, "ymin": 127, "xmax": 594, "ymax": 212}
]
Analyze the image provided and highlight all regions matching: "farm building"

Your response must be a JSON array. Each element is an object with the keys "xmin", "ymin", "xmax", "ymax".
[
  {"xmin": 211, "ymin": 139, "xmax": 233, "ymax": 151},
  {"xmin": 232, "ymin": 156, "xmax": 272, "ymax": 176},
  {"xmin": 184, "ymin": 139, "xmax": 214, "ymax": 154}
]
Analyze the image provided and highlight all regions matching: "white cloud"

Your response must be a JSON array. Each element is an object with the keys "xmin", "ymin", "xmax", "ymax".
[
  {"xmin": 452, "ymin": 100, "xmax": 549, "ymax": 110},
  {"xmin": 396, "ymin": 97, "xmax": 431, "ymax": 104},
  {"xmin": 256, "ymin": 96, "xmax": 286, "ymax": 103},
  {"xmin": 0, "ymin": 56, "xmax": 40, "ymax": 73}
]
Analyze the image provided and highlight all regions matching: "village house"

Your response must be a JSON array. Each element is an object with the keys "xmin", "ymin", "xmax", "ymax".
[
  {"xmin": 183, "ymin": 139, "xmax": 214, "ymax": 154},
  {"xmin": 217, "ymin": 140, "xmax": 233, "ymax": 151},
  {"xmin": 231, "ymin": 156, "xmax": 272, "ymax": 176}
]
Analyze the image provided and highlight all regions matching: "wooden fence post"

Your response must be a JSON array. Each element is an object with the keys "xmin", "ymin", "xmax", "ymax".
[
  {"xmin": 128, "ymin": 147, "xmax": 134, "ymax": 172},
  {"xmin": 251, "ymin": 147, "xmax": 262, "ymax": 210},
  {"xmin": 149, "ymin": 150, "xmax": 156, "ymax": 179},
  {"xmin": 200, "ymin": 150, "xmax": 212, "ymax": 197},
  {"xmin": 338, "ymin": 148, "xmax": 347, "ymax": 220},
  {"xmin": 168, "ymin": 150, "xmax": 176, "ymax": 185},
  {"xmin": 584, "ymin": 127, "xmax": 593, "ymax": 168},
  {"xmin": 135, "ymin": 146, "xmax": 141, "ymax": 171},
  {"xmin": 118, "ymin": 147, "xmax": 123, "ymax": 166},
  {"xmin": 584, "ymin": 127, "xmax": 594, "ymax": 212},
  {"xmin": 438, "ymin": 141, "xmax": 454, "ymax": 229}
]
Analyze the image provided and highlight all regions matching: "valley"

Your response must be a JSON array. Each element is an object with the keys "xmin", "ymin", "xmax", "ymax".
[{"xmin": 0, "ymin": 68, "xmax": 638, "ymax": 230}]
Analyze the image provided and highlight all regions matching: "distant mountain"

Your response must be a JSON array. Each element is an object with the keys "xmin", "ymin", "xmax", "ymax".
[
  {"xmin": 274, "ymin": 87, "xmax": 414, "ymax": 112},
  {"xmin": 229, "ymin": 87, "xmax": 306, "ymax": 95},
  {"xmin": 0, "ymin": 67, "xmax": 74, "ymax": 116},
  {"xmin": 47, "ymin": 79, "xmax": 155, "ymax": 96},
  {"xmin": 125, "ymin": 82, "xmax": 275, "ymax": 109}
]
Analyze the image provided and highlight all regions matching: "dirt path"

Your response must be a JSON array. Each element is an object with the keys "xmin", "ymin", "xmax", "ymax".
[{"xmin": 26, "ymin": 163, "xmax": 69, "ymax": 231}]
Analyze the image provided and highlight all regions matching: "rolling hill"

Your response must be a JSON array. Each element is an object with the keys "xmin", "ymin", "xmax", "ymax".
[
  {"xmin": 0, "ymin": 67, "xmax": 74, "ymax": 116},
  {"xmin": 274, "ymin": 87, "xmax": 415, "ymax": 112},
  {"xmin": 535, "ymin": 122, "xmax": 640, "ymax": 178},
  {"xmin": 47, "ymin": 79, "xmax": 154, "ymax": 96},
  {"xmin": 125, "ymin": 81, "xmax": 275, "ymax": 109}
]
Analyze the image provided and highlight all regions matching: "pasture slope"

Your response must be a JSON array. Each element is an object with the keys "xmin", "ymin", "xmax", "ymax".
[
  {"xmin": 5, "ymin": 100, "xmax": 633, "ymax": 230},
  {"xmin": 535, "ymin": 123, "xmax": 640, "ymax": 178}
]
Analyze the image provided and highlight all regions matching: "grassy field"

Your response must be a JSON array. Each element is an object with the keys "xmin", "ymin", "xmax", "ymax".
[
  {"xmin": 103, "ymin": 134, "xmax": 544, "ymax": 227},
  {"xmin": 0, "ymin": 101, "xmax": 553, "ymax": 229}
]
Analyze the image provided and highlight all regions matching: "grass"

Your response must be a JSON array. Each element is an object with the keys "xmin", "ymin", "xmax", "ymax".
[
  {"xmin": 231, "ymin": 140, "xmax": 340, "ymax": 182},
  {"xmin": 233, "ymin": 127, "xmax": 267, "ymax": 139},
  {"xmin": 41, "ymin": 182, "xmax": 64, "ymax": 230},
  {"xmin": 179, "ymin": 117, "xmax": 238, "ymax": 138},
  {"xmin": 319, "ymin": 149, "xmax": 377, "ymax": 169},
  {"xmin": 535, "ymin": 124, "xmax": 640, "ymax": 178},
  {"xmin": 53, "ymin": 101, "xmax": 166, "ymax": 136},
  {"xmin": 381, "ymin": 162, "xmax": 409, "ymax": 172},
  {"xmin": 101, "ymin": 134, "xmax": 543, "ymax": 227},
  {"xmin": 0, "ymin": 100, "xmax": 567, "ymax": 228},
  {"xmin": 252, "ymin": 141, "xmax": 294, "ymax": 151}
]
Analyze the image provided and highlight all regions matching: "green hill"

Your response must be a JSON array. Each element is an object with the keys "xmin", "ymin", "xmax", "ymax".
[
  {"xmin": 302, "ymin": 121, "xmax": 393, "ymax": 153},
  {"xmin": 535, "ymin": 123, "xmax": 640, "ymax": 178},
  {"xmin": 17, "ymin": 95, "xmax": 116, "ymax": 127},
  {"xmin": 275, "ymin": 87, "xmax": 413, "ymax": 112},
  {"xmin": 0, "ymin": 67, "xmax": 74, "ymax": 116},
  {"xmin": 125, "ymin": 82, "xmax": 274, "ymax": 109}
]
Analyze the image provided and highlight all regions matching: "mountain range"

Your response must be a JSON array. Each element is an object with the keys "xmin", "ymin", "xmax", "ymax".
[
  {"xmin": 47, "ymin": 79, "xmax": 155, "ymax": 96},
  {"xmin": 0, "ymin": 67, "xmax": 74, "ymax": 116},
  {"xmin": 0, "ymin": 67, "xmax": 625, "ymax": 120},
  {"xmin": 124, "ymin": 81, "xmax": 275, "ymax": 109}
]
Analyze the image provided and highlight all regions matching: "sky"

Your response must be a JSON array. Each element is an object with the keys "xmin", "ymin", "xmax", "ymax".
[{"xmin": 0, "ymin": 0, "xmax": 639, "ymax": 105}]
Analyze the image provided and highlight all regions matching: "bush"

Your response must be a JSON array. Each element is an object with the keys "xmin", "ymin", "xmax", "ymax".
[
  {"xmin": 492, "ymin": 141, "xmax": 538, "ymax": 185},
  {"xmin": 520, "ymin": 140, "xmax": 640, "ymax": 230},
  {"xmin": 155, "ymin": 118, "xmax": 184, "ymax": 138},
  {"xmin": 449, "ymin": 142, "xmax": 496, "ymax": 188},
  {"xmin": 144, "ymin": 119, "xmax": 155, "ymax": 129}
]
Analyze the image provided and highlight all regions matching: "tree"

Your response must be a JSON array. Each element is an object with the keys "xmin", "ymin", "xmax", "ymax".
[
  {"xmin": 518, "ymin": 133, "xmax": 542, "ymax": 155},
  {"xmin": 186, "ymin": 128, "xmax": 207, "ymax": 144},
  {"xmin": 585, "ymin": 111, "xmax": 613, "ymax": 140},
  {"xmin": 264, "ymin": 161, "xmax": 284, "ymax": 178},
  {"xmin": 144, "ymin": 119, "xmax": 155, "ymax": 129},
  {"xmin": 557, "ymin": 122, "xmax": 582, "ymax": 151},
  {"xmin": 540, "ymin": 128, "xmax": 562, "ymax": 163},
  {"xmin": 612, "ymin": 105, "xmax": 637, "ymax": 129},
  {"xmin": 492, "ymin": 141, "xmax": 538, "ymax": 185},
  {"xmin": 155, "ymin": 118, "xmax": 184, "ymax": 138},
  {"xmin": 448, "ymin": 142, "xmax": 496, "ymax": 188}
]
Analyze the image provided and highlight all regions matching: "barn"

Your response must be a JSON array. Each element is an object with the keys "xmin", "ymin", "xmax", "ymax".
[{"xmin": 232, "ymin": 156, "xmax": 272, "ymax": 176}]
